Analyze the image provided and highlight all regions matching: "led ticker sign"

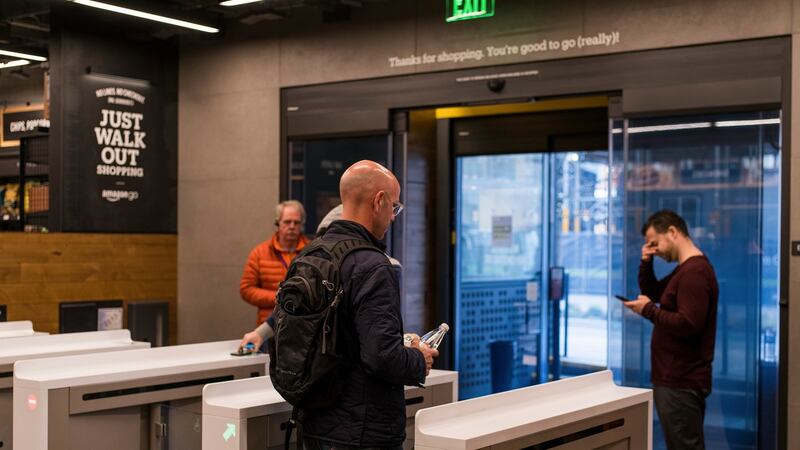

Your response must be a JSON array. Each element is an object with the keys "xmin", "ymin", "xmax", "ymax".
[{"xmin": 446, "ymin": 0, "xmax": 495, "ymax": 22}]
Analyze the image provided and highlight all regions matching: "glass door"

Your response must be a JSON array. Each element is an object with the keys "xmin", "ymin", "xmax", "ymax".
[
  {"xmin": 455, "ymin": 150, "xmax": 610, "ymax": 399},
  {"xmin": 608, "ymin": 110, "xmax": 781, "ymax": 450},
  {"xmin": 550, "ymin": 151, "xmax": 610, "ymax": 376},
  {"xmin": 455, "ymin": 153, "xmax": 545, "ymax": 400}
]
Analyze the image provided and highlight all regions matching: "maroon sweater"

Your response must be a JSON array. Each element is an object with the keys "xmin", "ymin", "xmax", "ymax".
[{"xmin": 638, "ymin": 255, "xmax": 718, "ymax": 391}]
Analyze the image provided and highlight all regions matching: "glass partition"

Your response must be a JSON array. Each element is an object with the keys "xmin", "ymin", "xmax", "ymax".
[{"xmin": 610, "ymin": 110, "xmax": 781, "ymax": 450}]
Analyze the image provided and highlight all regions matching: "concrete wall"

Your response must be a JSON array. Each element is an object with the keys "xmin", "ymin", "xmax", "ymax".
[{"xmin": 178, "ymin": 3, "xmax": 800, "ymax": 445}]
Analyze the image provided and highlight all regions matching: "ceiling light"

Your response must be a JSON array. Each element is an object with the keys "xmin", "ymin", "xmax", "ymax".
[
  {"xmin": 0, "ymin": 60, "xmax": 30, "ymax": 70},
  {"xmin": 0, "ymin": 49, "xmax": 47, "ymax": 62},
  {"xmin": 66, "ymin": 0, "xmax": 219, "ymax": 33},
  {"xmin": 220, "ymin": 0, "xmax": 263, "ymax": 6},
  {"xmin": 627, "ymin": 122, "xmax": 712, "ymax": 133},
  {"xmin": 714, "ymin": 118, "xmax": 781, "ymax": 127}
]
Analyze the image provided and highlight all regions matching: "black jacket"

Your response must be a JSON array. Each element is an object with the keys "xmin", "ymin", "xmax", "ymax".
[{"xmin": 300, "ymin": 220, "xmax": 426, "ymax": 447}]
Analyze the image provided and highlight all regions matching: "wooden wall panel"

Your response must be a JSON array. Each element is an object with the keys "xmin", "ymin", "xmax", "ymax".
[{"xmin": 0, "ymin": 232, "xmax": 177, "ymax": 343}]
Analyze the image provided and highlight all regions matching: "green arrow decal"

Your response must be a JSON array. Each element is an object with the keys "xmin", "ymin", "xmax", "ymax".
[{"xmin": 223, "ymin": 423, "xmax": 236, "ymax": 442}]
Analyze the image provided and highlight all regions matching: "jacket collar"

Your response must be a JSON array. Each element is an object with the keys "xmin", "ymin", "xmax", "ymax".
[
  {"xmin": 270, "ymin": 232, "xmax": 309, "ymax": 253},
  {"xmin": 324, "ymin": 220, "xmax": 387, "ymax": 252}
]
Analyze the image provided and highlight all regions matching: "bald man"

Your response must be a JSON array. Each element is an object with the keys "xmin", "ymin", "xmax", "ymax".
[{"xmin": 294, "ymin": 160, "xmax": 438, "ymax": 450}]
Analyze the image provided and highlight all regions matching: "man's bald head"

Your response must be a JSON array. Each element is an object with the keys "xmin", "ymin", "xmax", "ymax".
[
  {"xmin": 339, "ymin": 160, "xmax": 401, "ymax": 239},
  {"xmin": 340, "ymin": 160, "xmax": 399, "ymax": 207}
]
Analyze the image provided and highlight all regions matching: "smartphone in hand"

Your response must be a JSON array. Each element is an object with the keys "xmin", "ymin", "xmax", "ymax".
[
  {"xmin": 614, "ymin": 294, "xmax": 634, "ymax": 302},
  {"xmin": 230, "ymin": 343, "xmax": 256, "ymax": 356}
]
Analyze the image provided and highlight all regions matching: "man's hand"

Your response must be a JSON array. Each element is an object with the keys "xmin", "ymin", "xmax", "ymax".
[
  {"xmin": 624, "ymin": 295, "xmax": 652, "ymax": 315},
  {"xmin": 641, "ymin": 242, "xmax": 657, "ymax": 262},
  {"xmin": 240, "ymin": 330, "xmax": 264, "ymax": 352},
  {"xmin": 417, "ymin": 342, "xmax": 439, "ymax": 375}
]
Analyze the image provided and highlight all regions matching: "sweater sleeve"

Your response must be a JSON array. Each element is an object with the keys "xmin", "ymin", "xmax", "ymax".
[
  {"xmin": 638, "ymin": 259, "xmax": 669, "ymax": 303},
  {"xmin": 353, "ymin": 264, "xmax": 426, "ymax": 387},
  {"xmin": 239, "ymin": 248, "xmax": 277, "ymax": 308},
  {"xmin": 641, "ymin": 269, "xmax": 711, "ymax": 337}
]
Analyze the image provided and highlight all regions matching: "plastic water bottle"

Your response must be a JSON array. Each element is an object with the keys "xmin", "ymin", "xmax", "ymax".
[{"xmin": 419, "ymin": 323, "xmax": 450, "ymax": 349}]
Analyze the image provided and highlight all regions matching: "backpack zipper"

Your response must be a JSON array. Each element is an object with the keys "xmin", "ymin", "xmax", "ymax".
[
  {"xmin": 298, "ymin": 277, "xmax": 313, "ymax": 308},
  {"xmin": 321, "ymin": 289, "xmax": 344, "ymax": 355}
]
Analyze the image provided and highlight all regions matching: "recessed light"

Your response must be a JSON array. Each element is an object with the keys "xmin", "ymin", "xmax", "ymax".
[{"xmin": 67, "ymin": 0, "xmax": 219, "ymax": 33}]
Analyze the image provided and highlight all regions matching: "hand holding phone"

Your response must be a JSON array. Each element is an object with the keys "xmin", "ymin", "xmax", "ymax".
[
  {"xmin": 614, "ymin": 294, "xmax": 633, "ymax": 302},
  {"xmin": 230, "ymin": 343, "xmax": 256, "ymax": 356}
]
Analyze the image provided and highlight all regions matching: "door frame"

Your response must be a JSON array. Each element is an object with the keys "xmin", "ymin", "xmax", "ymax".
[{"xmin": 280, "ymin": 37, "xmax": 791, "ymax": 448}]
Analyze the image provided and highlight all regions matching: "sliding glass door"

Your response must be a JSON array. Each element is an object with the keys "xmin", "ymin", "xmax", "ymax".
[{"xmin": 455, "ymin": 150, "xmax": 610, "ymax": 399}]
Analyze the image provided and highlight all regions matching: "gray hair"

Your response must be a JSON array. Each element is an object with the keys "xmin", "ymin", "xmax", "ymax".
[
  {"xmin": 316, "ymin": 204, "xmax": 343, "ymax": 236},
  {"xmin": 275, "ymin": 200, "xmax": 306, "ymax": 225}
]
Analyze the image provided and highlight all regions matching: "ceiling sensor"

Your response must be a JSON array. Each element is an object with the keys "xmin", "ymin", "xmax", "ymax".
[{"xmin": 240, "ymin": 11, "xmax": 287, "ymax": 24}]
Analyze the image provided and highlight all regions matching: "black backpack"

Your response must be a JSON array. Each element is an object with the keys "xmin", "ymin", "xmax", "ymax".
[{"xmin": 267, "ymin": 238, "xmax": 383, "ymax": 409}]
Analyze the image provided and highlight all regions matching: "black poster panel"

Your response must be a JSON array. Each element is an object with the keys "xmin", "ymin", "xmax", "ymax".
[
  {"xmin": 54, "ymin": 18, "xmax": 177, "ymax": 233},
  {"xmin": 68, "ymin": 78, "xmax": 171, "ymax": 231}
]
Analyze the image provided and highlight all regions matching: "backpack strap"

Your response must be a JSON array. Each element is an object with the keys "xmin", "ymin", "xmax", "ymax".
[
  {"xmin": 317, "ymin": 239, "xmax": 383, "ymax": 312},
  {"xmin": 283, "ymin": 407, "xmax": 302, "ymax": 450},
  {"xmin": 327, "ymin": 238, "xmax": 385, "ymax": 271}
]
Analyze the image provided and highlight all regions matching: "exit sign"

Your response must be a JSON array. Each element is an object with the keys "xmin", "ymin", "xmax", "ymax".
[{"xmin": 447, "ymin": 0, "xmax": 495, "ymax": 22}]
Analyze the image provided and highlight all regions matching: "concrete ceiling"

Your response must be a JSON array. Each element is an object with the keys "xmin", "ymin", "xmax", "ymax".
[{"xmin": 0, "ymin": 0, "xmax": 389, "ymax": 65}]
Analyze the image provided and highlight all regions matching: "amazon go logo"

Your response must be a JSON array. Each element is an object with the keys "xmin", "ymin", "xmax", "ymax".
[{"xmin": 101, "ymin": 189, "xmax": 140, "ymax": 203}]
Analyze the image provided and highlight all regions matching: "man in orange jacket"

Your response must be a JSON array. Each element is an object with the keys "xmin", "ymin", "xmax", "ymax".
[{"xmin": 240, "ymin": 200, "xmax": 310, "ymax": 325}]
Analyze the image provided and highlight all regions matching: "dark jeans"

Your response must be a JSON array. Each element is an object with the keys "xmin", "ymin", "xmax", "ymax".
[
  {"xmin": 653, "ymin": 386, "xmax": 710, "ymax": 450},
  {"xmin": 303, "ymin": 437, "xmax": 403, "ymax": 450}
]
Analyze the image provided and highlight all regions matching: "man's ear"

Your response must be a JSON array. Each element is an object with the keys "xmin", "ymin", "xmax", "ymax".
[{"xmin": 667, "ymin": 225, "xmax": 679, "ymax": 239}]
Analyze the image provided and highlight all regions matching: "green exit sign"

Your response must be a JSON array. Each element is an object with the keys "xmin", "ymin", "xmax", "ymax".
[{"xmin": 447, "ymin": 0, "xmax": 495, "ymax": 22}]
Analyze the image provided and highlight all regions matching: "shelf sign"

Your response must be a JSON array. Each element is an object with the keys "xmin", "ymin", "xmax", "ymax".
[
  {"xmin": 1, "ymin": 107, "xmax": 48, "ymax": 146},
  {"xmin": 446, "ymin": 0, "xmax": 495, "ymax": 22}
]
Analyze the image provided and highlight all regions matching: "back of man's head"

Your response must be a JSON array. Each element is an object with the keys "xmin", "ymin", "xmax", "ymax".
[
  {"xmin": 340, "ymin": 161, "xmax": 396, "ymax": 203},
  {"xmin": 641, "ymin": 209, "xmax": 690, "ymax": 237},
  {"xmin": 339, "ymin": 160, "xmax": 400, "ymax": 238}
]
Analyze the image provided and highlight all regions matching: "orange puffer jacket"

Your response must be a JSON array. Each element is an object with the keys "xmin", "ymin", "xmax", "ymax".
[{"xmin": 240, "ymin": 233, "xmax": 310, "ymax": 325}]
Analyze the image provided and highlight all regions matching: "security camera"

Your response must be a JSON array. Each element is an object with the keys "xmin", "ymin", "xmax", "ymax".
[{"xmin": 487, "ymin": 79, "xmax": 505, "ymax": 93}]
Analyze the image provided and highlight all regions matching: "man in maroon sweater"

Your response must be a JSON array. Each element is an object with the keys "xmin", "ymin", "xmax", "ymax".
[{"xmin": 624, "ymin": 210, "xmax": 718, "ymax": 450}]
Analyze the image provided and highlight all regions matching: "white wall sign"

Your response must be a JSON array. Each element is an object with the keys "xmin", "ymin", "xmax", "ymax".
[{"xmin": 388, "ymin": 31, "xmax": 621, "ymax": 68}]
